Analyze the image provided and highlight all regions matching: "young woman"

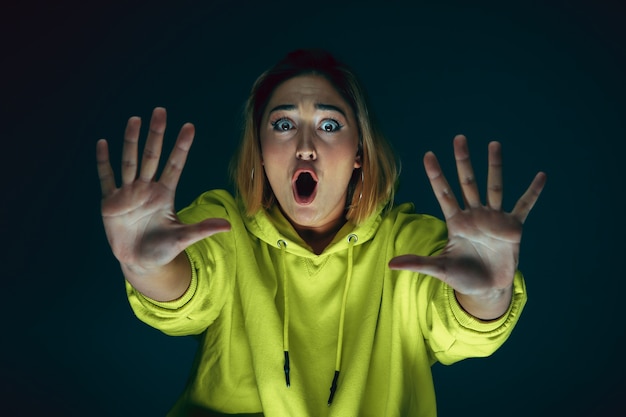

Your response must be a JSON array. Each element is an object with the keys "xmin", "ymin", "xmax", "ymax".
[{"xmin": 96, "ymin": 49, "xmax": 546, "ymax": 416}]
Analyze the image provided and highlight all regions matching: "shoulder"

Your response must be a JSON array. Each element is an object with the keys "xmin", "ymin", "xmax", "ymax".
[
  {"xmin": 378, "ymin": 202, "xmax": 448, "ymax": 255},
  {"xmin": 187, "ymin": 189, "xmax": 238, "ymax": 207},
  {"xmin": 381, "ymin": 202, "xmax": 446, "ymax": 232},
  {"xmin": 177, "ymin": 189, "xmax": 242, "ymax": 223}
]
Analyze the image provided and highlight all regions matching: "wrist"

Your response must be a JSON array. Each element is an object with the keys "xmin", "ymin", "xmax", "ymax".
[
  {"xmin": 454, "ymin": 285, "xmax": 513, "ymax": 321},
  {"xmin": 121, "ymin": 252, "xmax": 192, "ymax": 302}
]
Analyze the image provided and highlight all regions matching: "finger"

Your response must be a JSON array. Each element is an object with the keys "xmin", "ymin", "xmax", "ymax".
[
  {"xmin": 424, "ymin": 151, "xmax": 461, "ymax": 220},
  {"xmin": 388, "ymin": 254, "xmax": 446, "ymax": 280},
  {"xmin": 453, "ymin": 135, "xmax": 481, "ymax": 208},
  {"xmin": 139, "ymin": 107, "xmax": 167, "ymax": 182},
  {"xmin": 511, "ymin": 172, "xmax": 547, "ymax": 223},
  {"xmin": 486, "ymin": 141, "xmax": 503, "ymax": 210},
  {"xmin": 96, "ymin": 139, "xmax": 117, "ymax": 198},
  {"xmin": 177, "ymin": 218, "xmax": 232, "ymax": 249},
  {"xmin": 121, "ymin": 116, "xmax": 141, "ymax": 185},
  {"xmin": 159, "ymin": 122, "xmax": 195, "ymax": 191}
]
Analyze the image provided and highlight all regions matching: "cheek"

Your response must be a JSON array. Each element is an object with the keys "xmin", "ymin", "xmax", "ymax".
[
  {"xmin": 260, "ymin": 150, "xmax": 285, "ymax": 183},
  {"xmin": 262, "ymin": 149, "xmax": 286, "ymax": 171},
  {"xmin": 331, "ymin": 141, "xmax": 360, "ymax": 165},
  {"xmin": 260, "ymin": 135, "xmax": 289, "ymax": 161}
]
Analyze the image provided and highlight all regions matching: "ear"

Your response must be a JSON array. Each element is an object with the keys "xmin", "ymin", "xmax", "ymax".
[{"xmin": 354, "ymin": 153, "xmax": 362, "ymax": 169}]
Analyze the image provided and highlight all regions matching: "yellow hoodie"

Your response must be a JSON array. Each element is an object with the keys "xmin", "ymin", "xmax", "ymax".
[{"xmin": 127, "ymin": 189, "xmax": 527, "ymax": 416}]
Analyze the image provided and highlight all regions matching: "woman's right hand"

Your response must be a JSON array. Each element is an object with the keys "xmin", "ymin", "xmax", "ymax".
[{"xmin": 96, "ymin": 107, "xmax": 231, "ymax": 277}]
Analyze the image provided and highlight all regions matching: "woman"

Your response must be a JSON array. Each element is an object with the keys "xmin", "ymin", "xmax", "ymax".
[{"xmin": 96, "ymin": 49, "xmax": 546, "ymax": 416}]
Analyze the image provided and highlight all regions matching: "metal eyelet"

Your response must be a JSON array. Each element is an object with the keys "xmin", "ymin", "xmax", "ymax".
[
  {"xmin": 347, "ymin": 234, "xmax": 358, "ymax": 243},
  {"xmin": 277, "ymin": 239, "xmax": 287, "ymax": 249}
]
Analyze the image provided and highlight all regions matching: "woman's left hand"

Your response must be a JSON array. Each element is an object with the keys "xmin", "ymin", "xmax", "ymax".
[{"xmin": 389, "ymin": 135, "xmax": 546, "ymax": 319}]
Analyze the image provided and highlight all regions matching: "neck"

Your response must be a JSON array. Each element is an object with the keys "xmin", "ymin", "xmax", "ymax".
[{"xmin": 292, "ymin": 218, "xmax": 348, "ymax": 255}]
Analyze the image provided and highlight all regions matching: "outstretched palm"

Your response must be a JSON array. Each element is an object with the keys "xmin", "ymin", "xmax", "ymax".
[
  {"xmin": 389, "ymin": 135, "xmax": 546, "ymax": 299},
  {"xmin": 96, "ymin": 107, "xmax": 230, "ymax": 274}
]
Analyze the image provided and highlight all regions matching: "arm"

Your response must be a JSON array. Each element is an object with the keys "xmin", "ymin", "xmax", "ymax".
[
  {"xmin": 96, "ymin": 107, "xmax": 230, "ymax": 302},
  {"xmin": 120, "ymin": 251, "xmax": 192, "ymax": 303},
  {"xmin": 390, "ymin": 135, "xmax": 546, "ymax": 320},
  {"xmin": 454, "ymin": 288, "xmax": 512, "ymax": 321}
]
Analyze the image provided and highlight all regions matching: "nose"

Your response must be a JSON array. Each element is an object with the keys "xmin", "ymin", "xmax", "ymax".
[{"xmin": 295, "ymin": 131, "xmax": 317, "ymax": 160}]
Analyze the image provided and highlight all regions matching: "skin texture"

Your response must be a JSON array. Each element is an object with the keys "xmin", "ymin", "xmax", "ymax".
[
  {"xmin": 259, "ymin": 75, "xmax": 362, "ymax": 254},
  {"xmin": 96, "ymin": 108, "xmax": 231, "ymax": 301},
  {"xmin": 97, "ymin": 91, "xmax": 546, "ymax": 317},
  {"xmin": 389, "ymin": 136, "xmax": 546, "ymax": 319}
]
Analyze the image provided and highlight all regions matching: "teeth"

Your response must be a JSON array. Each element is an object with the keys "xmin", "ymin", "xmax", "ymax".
[{"xmin": 296, "ymin": 172, "xmax": 316, "ymax": 197}]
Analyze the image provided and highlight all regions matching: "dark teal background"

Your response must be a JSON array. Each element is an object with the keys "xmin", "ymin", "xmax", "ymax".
[{"xmin": 3, "ymin": 1, "xmax": 625, "ymax": 415}]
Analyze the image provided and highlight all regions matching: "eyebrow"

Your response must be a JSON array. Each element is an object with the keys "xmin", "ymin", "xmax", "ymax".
[{"xmin": 267, "ymin": 103, "xmax": 348, "ymax": 118}]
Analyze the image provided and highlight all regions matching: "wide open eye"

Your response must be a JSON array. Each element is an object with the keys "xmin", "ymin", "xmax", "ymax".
[
  {"xmin": 320, "ymin": 119, "xmax": 342, "ymax": 132},
  {"xmin": 271, "ymin": 118, "xmax": 294, "ymax": 132}
]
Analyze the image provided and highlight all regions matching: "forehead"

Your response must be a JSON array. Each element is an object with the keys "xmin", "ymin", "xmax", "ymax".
[{"xmin": 266, "ymin": 75, "xmax": 349, "ymax": 109}]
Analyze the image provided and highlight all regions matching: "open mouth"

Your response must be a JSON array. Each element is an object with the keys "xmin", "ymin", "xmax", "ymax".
[{"xmin": 293, "ymin": 171, "xmax": 318, "ymax": 204}]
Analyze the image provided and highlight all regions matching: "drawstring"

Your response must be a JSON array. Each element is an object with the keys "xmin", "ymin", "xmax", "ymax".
[
  {"xmin": 328, "ymin": 233, "xmax": 357, "ymax": 406},
  {"xmin": 278, "ymin": 234, "xmax": 358, "ymax": 406},
  {"xmin": 278, "ymin": 239, "xmax": 290, "ymax": 388}
]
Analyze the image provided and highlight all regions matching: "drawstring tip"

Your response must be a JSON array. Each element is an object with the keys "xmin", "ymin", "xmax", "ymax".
[
  {"xmin": 327, "ymin": 370, "xmax": 340, "ymax": 406},
  {"xmin": 284, "ymin": 351, "xmax": 291, "ymax": 388}
]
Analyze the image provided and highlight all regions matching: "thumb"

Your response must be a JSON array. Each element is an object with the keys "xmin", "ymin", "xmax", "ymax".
[
  {"xmin": 178, "ymin": 218, "xmax": 232, "ymax": 249},
  {"xmin": 388, "ymin": 254, "xmax": 445, "ymax": 279}
]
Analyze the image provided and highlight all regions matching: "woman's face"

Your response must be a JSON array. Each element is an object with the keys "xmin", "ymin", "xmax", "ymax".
[{"xmin": 260, "ymin": 74, "xmax": 361, "ymax": 235}]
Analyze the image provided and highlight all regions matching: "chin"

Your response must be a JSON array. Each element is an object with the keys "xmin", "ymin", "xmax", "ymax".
[{"xmin": 287, "ymin": 206, "xmax": 323, "ymax": 227}]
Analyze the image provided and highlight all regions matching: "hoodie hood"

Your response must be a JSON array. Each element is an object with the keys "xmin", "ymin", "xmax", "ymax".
[{"xmin": 244, "ymin": 202, "xmax": 385, "ymax": 258}]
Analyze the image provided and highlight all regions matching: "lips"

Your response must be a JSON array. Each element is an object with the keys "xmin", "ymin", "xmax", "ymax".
[{"xmin": 292, "ymin": 169, "xmax": 318, "ymax": 205}]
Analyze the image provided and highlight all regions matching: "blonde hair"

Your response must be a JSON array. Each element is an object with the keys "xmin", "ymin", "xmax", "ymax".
[{"xmin": 231, "ymin": 49, "xmax": 398, "ymax": 225}]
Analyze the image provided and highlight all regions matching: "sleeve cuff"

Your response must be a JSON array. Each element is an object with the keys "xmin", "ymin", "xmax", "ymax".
[
  {"xmin": 130, "ymin": 249, "xmax": 199, "ymax": 310},
  {"xmin": 445, "ymin": 270, "xmax": 527, "ymax": 333}
]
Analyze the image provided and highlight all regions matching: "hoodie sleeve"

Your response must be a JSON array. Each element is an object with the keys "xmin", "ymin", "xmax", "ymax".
[
  {"xmin": 390, "ymin": 204, "xmax": 528, "ymax": 365},
  {"xmin": 420, "ymin": 271, "xmax": 527, "ymax": 365},
  {"xmin": 125, "ymin": 190, "xmax": 238, "ymax": 337}
]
